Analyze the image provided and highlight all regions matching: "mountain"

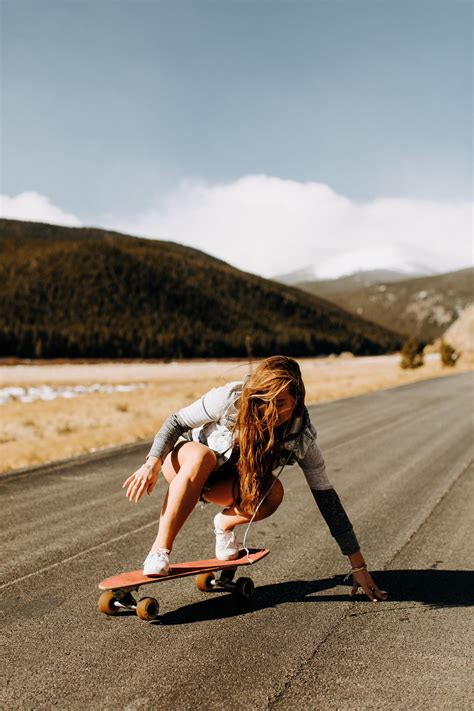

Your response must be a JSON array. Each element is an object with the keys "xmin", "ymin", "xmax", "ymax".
[
  {"xmin": 274, "ymin": 244, "xmax": 438, "ymax": 285},
  {"xmin": 295, "ymin": 268, "xmax": 474, "ymax": 342},
  {"xmin": 275, "ymin": 266, "xmax": 318, "ymax": 286},
  {"xmin": 0, "ymin": 219, "xmax": 402, "ymax": 359},
  {"xmin": 278, "ymin": 269, "xmax": 425, "ymax": 291},
  {"xmin": 440, "ymin": 305, "xmax": 474, "ymax": 354}
]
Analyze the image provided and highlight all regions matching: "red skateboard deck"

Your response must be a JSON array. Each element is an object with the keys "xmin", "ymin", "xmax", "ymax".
[
  {"xmin": 98, "ymin": 548, "xmax": 269, "ymax": 620},
  {"xmin": 99, "ymin": 547, "xmax": 269, "ymax": 591}
]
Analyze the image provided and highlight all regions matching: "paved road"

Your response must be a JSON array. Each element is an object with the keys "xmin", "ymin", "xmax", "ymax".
[{"xmin": 1, "ymin": 372, "xmax": 473, "ymax": 710}]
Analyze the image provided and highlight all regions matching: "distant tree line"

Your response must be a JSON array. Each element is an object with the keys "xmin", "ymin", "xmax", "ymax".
[{"xmin": 0, "ymin": 219, "xmax": 403, "ymax": 359}]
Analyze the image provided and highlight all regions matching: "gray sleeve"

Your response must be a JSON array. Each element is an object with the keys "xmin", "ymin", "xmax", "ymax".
[
  {"xmin": 298, "ymin": 439, "xmax": 360, "ymax": 556},
  {"xmin": 298, "ymin": 438, "xmax": 333, "ymax": 490},
  {"xmin": 146, "ymin": 382, "xmax": 240, "ymax": 462},
  {"xmin": 310, "ymin": 488, "xmax": 360, "ymax": 556},
  {"xmin": 175, "ymin": 383, "xmax": 233, "ymax": 428},
  {"xmin": 146, "ymin": 413, "xmax": 190, "ymax": 463}
]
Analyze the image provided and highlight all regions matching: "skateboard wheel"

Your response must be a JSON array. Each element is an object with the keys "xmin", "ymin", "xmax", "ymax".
[
  {"xmin": 98, "ymin": 591, "xmax": 119, "ymax": 615},
  {"xmin": 234, "ymin": 576, "xmax": 254, "ymax": 600},
  {"xmin": 196, "ymin": 572, "xmax": 215, "ymax": 592},
  {"xmin": 136, "ymin": 597, "xmax": 160, "ymax": 621}
]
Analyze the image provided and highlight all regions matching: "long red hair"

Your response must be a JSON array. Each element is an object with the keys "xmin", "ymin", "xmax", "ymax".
[{"xmin": 233, "ymin": 355, "xmax": 305, "ymax": 514}]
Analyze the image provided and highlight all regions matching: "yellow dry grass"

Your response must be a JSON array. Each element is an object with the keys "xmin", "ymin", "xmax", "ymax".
[{"xmin": 1, "ymin": 354, "xmax": 472, "ymax": 475}]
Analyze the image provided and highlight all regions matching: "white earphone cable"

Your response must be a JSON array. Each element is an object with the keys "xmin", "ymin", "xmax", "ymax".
[{"xmin": 241, "ymin": 449, "xmax": 293, "ymax": 562}]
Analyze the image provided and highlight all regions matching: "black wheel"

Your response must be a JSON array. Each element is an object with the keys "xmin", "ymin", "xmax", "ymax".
[
  {"xmin": 136, "ymin": 597, "xmax": 160, "ymax": 621},
  {"xmin": 234, "ymin": 576, "xmax": 255, "ymax": 600}
]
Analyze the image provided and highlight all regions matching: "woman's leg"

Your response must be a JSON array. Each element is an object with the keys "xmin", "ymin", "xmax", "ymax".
[
  {"xmin": 203, "ymin": 472, "xmax": 284, "ymax": 531},
  {"xmin": 149, "ymin": 441, "xmax": 217, "ymax": 553}
]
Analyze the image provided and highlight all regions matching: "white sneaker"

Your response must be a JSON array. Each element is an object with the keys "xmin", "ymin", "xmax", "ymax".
[
  {"xmin": 143, "ymin": 548, "xmax": 170, "ymax": 576},
  {"xmin": 214, "ymin": 513, "xmax": 239, "ymax": 561}
]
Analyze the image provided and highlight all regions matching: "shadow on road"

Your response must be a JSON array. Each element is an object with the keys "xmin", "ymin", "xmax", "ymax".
[
  {"xmin": 154, "ymin": 569, "xmax": 473, "ymax": 626},
  {"xmin": 368, "ymin": 569, "xmax": 474, "ymax": 609}
]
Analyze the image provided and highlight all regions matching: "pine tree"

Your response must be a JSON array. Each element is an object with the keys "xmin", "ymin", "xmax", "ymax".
[
  {"xmin": 400, "ymin": 336, "xmax": 424, "ymax": 369},
  {"xmin": 439, "ymin": 339, "xmax": 461, "ymax": 367}
]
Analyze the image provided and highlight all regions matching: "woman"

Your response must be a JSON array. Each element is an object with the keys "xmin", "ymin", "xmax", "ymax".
[{"xmin": 123, "ymin": 355, "xmax": 387, "ymax": 602}]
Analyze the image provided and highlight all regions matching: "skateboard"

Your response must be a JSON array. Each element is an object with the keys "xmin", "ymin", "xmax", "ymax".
[{"xmin": 98, "ymin": 548, "xmax": 269, "ymax": 621}]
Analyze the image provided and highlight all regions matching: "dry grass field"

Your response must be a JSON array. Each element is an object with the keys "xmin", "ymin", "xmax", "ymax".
[{"xmin": 1, "ymin": 353, "xmax": 472, "ymax": 475}]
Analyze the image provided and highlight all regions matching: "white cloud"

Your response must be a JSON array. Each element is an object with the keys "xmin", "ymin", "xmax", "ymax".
[
  {"xmin": 0, "ymin": 191, "xmax": 82, "ymax": 227},
  {"xmin": 2, "ymin": 180, "xmax": 472, "ymax": 280},
  {"xmin": 103, "ymin": 176, "xmax": 473, "ymax": 278}
]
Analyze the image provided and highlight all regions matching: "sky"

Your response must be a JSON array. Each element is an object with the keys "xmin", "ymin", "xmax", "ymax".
[{"xmin": 1, "ymin": 0, "xmax": 472, "ymax": 278}]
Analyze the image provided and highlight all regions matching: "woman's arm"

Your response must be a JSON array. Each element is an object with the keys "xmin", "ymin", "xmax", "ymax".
[
  {"xmin": 146, "ymin": 380, "xmax": 241, "ymax": 463},
  {"xmin": 346, "ymin": 549, "xmax": 387, "ymax": 602},
  {"xmin": 123, "ymin": 381, "xmax": 242, "ymax": 502},
  {"xmin": 298, "ymin": 439, "xmax": 387, "ymax": 601},
  {"xmin": 145, "ymin": 413, "xmax": 193, "ymax": 464},
  {"xmin": 298, "ymin": 439, "xmax": 360, "ymax": 555}
]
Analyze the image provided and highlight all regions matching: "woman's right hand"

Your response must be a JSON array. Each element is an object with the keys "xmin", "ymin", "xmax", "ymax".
[{"xmin": 123, "ymin": 459, "xmax": 160, "ymax": 502}]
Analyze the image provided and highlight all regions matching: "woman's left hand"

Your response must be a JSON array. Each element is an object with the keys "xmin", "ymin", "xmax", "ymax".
[{"xmin": 350, "ymin": 568, "xmax": 388, "ymax": 602}]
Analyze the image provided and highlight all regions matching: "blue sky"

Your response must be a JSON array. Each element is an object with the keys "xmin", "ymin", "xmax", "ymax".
[{"xmin": 1, "ymin": 0, "xmax": 472, "ymax": 277}]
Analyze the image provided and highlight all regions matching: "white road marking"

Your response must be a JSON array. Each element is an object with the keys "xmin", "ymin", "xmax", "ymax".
[{"xmin": 0, "ymin": 517, "xmax": 159, "ymax": 591}]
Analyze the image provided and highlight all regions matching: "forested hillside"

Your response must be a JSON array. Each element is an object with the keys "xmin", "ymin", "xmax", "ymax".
[{"xmin": 0, "ymin": 219, "xmax": 402, "ymax": 359}]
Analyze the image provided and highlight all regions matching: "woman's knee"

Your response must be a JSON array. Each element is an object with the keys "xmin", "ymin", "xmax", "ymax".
[
  {"xmin": 201, "ymin": 471, "xmax": 237, "ymax": 507},
  {"xmin": 184, "ymin": 442, "xmax": 217, "ymax": 474},
  {"xmin": 236, "ymin": 478, "xmax": 284, "ymax": 519},
  {"xmin": 164, "ymin": 441, "xmax": 217, "ymax": 485},
  {"xmin": 162, "ymin": 441, "xmax": 186, "ymax": 483},
  {"xmin": 261, "ymin": 478, "xmax": 284, "ymax": 516}
]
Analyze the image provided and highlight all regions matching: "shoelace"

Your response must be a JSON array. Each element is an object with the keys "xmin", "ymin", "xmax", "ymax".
[{"xmin": 145, "ymin": 549, "xmax": 169, "ymax": 564}]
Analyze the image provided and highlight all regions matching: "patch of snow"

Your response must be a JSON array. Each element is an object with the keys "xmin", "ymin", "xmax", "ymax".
[{"xmin": 0, "ymin": 383, "xmax": 146, "ymax": 405}]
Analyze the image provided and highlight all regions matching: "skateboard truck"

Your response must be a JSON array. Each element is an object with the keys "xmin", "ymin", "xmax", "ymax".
[
  {"xmin": 201, "ymin": 568, "xmax": 255, "ymax": 599},
  {"xmin": 98, "ymin": 589, "xmax": 160, "ymax": 621}
]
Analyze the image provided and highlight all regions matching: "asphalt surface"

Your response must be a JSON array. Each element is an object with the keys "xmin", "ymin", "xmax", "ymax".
[{"xmin": 1, "ymin": 372, "xmax": 473, "ymax": 710}]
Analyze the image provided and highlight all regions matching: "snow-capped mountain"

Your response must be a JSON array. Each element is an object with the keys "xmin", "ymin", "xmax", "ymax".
[
  {"xmin": 312, "ymin": 244, "xmax": 437, "ymax": 280},
  {"xmin": 275, "ymin": 244, "xmax": 438, "ymax": 285}
]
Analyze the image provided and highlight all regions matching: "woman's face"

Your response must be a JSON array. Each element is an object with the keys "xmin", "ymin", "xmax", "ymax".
[{"xmin": 275, "ymin": 386, "xmax": 297, "ymax": 426}]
